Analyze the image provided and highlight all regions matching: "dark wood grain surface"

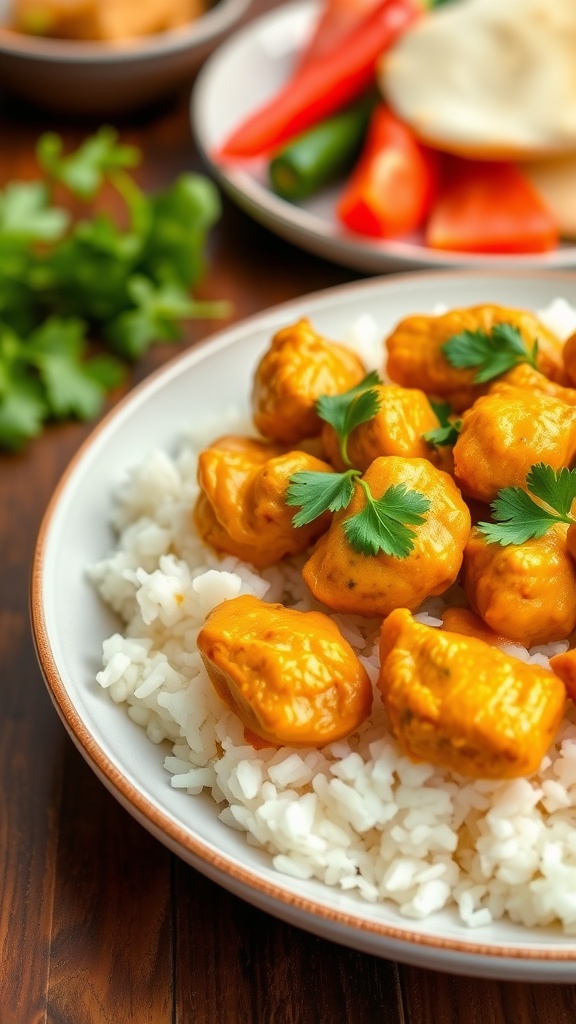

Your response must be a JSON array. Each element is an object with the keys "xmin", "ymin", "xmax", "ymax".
[{"xmin": 1, "ymin": 9, "xmax": 576, "ymax": 1020}]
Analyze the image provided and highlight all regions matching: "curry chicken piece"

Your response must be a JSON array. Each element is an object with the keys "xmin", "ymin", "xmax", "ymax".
[
  {"xmin": 321, "ymin": 383, "xmax": 441, "ymax": 471},
  {"xmin": 302, "ymin": 456, "xmax": 471, "ymax": 618},
  {"xmin": 563, "ymin": 332, "xmax": 576, "ymax": 388},
  {"xmin": 385, "ymin": 304, "xmax": 567, "ymax": 412},
  {"xmin": 12, "ymin": 0, "xmax": 200, "ymax": 39},
  {"xmin": 462, "ymin": 525, "xmax": 576, "ymax": 648},
  {"xmin": 488, "ymin": 362, "xmax": 576, "ymax": 405},
  {"xmin": 549, "ymin": 649, "xmax": 576, "ymax": 703},
  {"xmin": 252, "ymin": 319, "xmax": 366, "ymax": 444},
  {"xmin": 440, "ymin": 607, "xmax": 509, "ymax": 646},
  {"xmin": 194, "ymin": 435, "xmax": 333, "ymax": 568},
  {"xmin": 378, "ymin": 608, "xmax": 566, "ymax": 779},
  {"xmin": 452, "ymin": 387, "xmax": 576, "ymax": 504},
  {"xmin": 197, "ymin": 595, "xmax": 373, "ymax": 747}
]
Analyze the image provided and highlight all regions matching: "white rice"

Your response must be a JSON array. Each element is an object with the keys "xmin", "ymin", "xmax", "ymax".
[{"xmin": 89, "ymin": 303, "xmax": 576, "ymax": 934}]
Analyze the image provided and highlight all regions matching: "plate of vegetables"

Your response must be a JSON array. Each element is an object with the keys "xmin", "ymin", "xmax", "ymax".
[
  {"xmin": 192, "ymin": 0, "xmax": 576, "ymax": 272},
  {"xmin": 33, "ymin": 268, "xmax": 576, "ymax": 981}
]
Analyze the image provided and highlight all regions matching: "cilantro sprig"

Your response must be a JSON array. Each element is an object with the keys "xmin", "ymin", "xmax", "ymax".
[
  {"xmin": 0, "ymin": 126, "xmax": 229, "ymax": 451},
  {"xmin": 344, "ymin": 481, "xmax": 430, "ymax": 558},
  {"xmin": 422, "ymin": 400, "xmax": 462, "ymax": 448},
  {"xmin": 441, "ymin": 323, "xmax": 539, "ymax": 384},
  {"xmin": 286, "ymin": 374, "xmax": 431, "ymax": 558},
  {"xmin": 316, "ymin": 369, "xmax": 382, "ymax": 464},
  {"xmin": 477, "ymin": 464, "xmax": 576, "ymax": 546}
]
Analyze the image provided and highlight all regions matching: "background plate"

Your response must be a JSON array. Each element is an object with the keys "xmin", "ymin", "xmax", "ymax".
[
  {"xmin": 192, "ymin": 0, "xmax": 576, "ymax": 274},
  {"xmin": 32, "ymin": 270, "xmax": 576, "ymax": 980}
]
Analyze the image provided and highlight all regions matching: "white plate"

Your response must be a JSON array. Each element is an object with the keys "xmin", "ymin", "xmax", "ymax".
[
  {"xmin": 192, "ymin": 0, "xmax": 576, "ymax": 274},
  {"xmin": 32, "ymin": 270, "xmax": 576, "ymax": 981}
]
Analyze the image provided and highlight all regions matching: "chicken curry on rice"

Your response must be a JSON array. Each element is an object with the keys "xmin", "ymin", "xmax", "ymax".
[{"xmin": 195, "ymin": 308, "xmax": 576, "ymax": 781}]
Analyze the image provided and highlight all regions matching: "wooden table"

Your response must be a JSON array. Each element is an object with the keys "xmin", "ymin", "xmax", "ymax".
[{"xmin": 1, "ymin": 27, "xmax": 576, "ymax": 1023}]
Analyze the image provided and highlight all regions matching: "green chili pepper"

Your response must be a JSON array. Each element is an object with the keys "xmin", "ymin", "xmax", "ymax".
[{"xmin": 268, "ymin": 94, "xmax": 377, "ymax": 202}]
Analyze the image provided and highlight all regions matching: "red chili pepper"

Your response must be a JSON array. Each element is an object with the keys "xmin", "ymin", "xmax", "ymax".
[
  {"xmin": 216, "ymin": 0, "xmax": 420, "ymax": 160},
  {"xmin": 336, "ymin": 104, "xmax": 437, "ymax": 238},
  {"xmin": 296, "ymin": 0, "xmax": 382, "ymax": 72},
  {"xmin": 425, "ymin": 159, "xmax": 559, "ymax": 254}
]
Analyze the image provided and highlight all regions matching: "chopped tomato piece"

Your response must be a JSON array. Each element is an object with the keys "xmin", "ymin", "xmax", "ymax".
[
  {"xmin": 336, "ymin": 105, "xmax": 437, "ymax": 238},
  {"xmin": 426, "ymin": 159, "xmax": 559, "ymax": 254}
]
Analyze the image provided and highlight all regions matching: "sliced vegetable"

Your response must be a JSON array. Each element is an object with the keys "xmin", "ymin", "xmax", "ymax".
[
  {"xmin": 268, "ymin": 94, "xmax": 376, "ymax": 202},
  {"xmin": 296, "ymin": 0, "xmax": 382, "ymax": 72},
  {"xmin": 217, "ymin": 0, "xmax": 420, "ymax": 160},
  {"xmin": 336, "ymin": 104, "xmax": 436, "ymax": 238},
  {"xmin": 425, "ymin": 159, "xmax": 559, "ymax": 254}
]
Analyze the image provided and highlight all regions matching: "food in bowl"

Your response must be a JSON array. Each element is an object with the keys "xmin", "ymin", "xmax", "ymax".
[
  {"xmin": 215, "ymin": 0, "xmax": 576, "ymax": 254},
  {"xmin": 90, "ymin": 297, "xmax": 576, "ymax": 933},
  {"xmin": 11, "ymin": 0, "xmax": 207, "ymax": 40}
]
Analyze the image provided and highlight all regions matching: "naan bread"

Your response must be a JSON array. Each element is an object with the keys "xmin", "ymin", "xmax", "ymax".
[{"xmin": 379, "ymin": 0, "xmax": 576, "ymax": 160}]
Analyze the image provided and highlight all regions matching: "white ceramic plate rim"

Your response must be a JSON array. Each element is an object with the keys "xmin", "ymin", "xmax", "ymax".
[
  {"xmin": 0, "ymin": 0, "xmax": 251, "ymax": 61},
  {"xmin": 32, "ymin": 269, "xmax": 576, "ymax": 981},
  {"xmin": 192, "ymin": 0, "xmax": 576, "ymax": 274}
]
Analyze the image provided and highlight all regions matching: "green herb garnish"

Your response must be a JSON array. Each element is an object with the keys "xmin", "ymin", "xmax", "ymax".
[
  {"xmin": 0, "ymin": 126, "xmax": 229, "ymax": 451},
  {"xmin": 441, "ymin": 323, "xmax": 539, "ymax": 384},
  {"xmin": 343, "ymin": 480, "xmax": 430, "ymax": 558},
  {"xmin": 287, "ymin": 469, "xmax": 358, "ymax": 527},
  {"xmin": 422, "ymin": 399, "xmax": 462, "ymax": 448},
  {"xmin": 286, "ymin": 374, "xmax": 431, "ymax": 557},
  {"xmin": 477, "ymin": 463, "xmax": 576, "ymax": 546},
  {"xmin": 316, "ymin": 369, "xmax": 382, "ymax": 464}
]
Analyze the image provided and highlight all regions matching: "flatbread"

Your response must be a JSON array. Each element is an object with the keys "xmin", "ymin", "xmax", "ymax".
[{"xmin": 379, "ymin": 0, "xmax": 576, "ymax": 160}]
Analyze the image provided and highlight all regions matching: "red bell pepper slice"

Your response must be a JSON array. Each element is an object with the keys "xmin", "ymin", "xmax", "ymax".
[
  {"xmin": 296, "ymin": 0, "xmax": 382, "ymax": 71},
  {"xmin": 336, "ymin": 104, "xmax": 437, "ymax": 238},
  {"xmin": 425, "ymin": 159, "xmax": 559, "ymax": 254},
  {"xmin": 216, "ymin": 0, "xmax": 420, "ymax": 160}
]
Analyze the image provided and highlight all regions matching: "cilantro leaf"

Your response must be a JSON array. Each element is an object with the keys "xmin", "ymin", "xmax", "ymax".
[
  {"xmin": 142, "ymin": 174, "xmax": 223, "ymax": 288},
  {"xmin": 344, "ymin": 482, "xmax": 431, "ymax": 558},
  {"xmin": 477, "ymin": 464, "xmax": 576, "ymax": 546},
  {"xmin": 422, "ymin": 400, "xmax": 462, "ymax": 447},
  {"xmin": 316, "ymin": 371, "xmax": 382, "ymax": 465},
  {"xmin": 26, "ymin": 317, "xmax": 125, "ymax": 420},
  {"xmin": 106, "ymin": 276, "xmax": 230, "ymax": 359},
  {"xmin": 0, "ymin": 182, "xmax": 69, "ymax": 243},
  {"xmin": 287, "ymin": 372, "xmax": 430, "ymax": 556},
  {"xmin": 37, "ymin": 127, "xmax": 140, "ymax": 200},
  {"xmin": 286, "ymin": 469, "xmax": 357, "ymax": 526},
  {"xmin": 0, "ymin": 372, "xmax": 47, "ymax": 450},
  {"xmin": 0, "ymin": 128, "xmax": 227, "ymax": 450},
  {"xmin": 441, "ymin": 323, "xmax": 539, "ymax": 384},
  {"xmin": 526, "ymin": 463, "xmax": 576, "ymax": 517}
]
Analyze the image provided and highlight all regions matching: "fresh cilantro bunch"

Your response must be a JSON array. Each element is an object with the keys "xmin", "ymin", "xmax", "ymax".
[
  {"xmin": 478, "ymin": 464, "xmax": 576, "ymax": 546},
  {"xmin": 286, "ymin": 373, "xmax": 431, "ymax": 558},
  {"xmin": 441, "ymin": 322, "xmax": 539, "ymax": 383},
  {"xmin": 0, "ymin": 126, "xmax": 228, "ymax": 451}
]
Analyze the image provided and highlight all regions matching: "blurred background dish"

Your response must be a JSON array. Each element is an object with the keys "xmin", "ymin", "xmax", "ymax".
[
  {"xmin": 192, "ymin": 0, "xmax": 576, "ymax": 273},
  {"xmin": 0, "ymin": 0, "xmax": 252, "ymax": 113}
]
